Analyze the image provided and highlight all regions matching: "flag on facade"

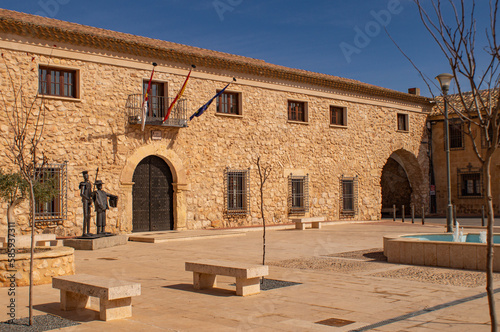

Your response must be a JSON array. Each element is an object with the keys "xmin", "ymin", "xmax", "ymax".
[
  {"xmin": 141, "ymin": 62, "xmax": 157, "ymax": 131},
  {"xmin": 163, "ymin": 64, "xmax": 196, "ymax": 123},
  {"xmin": 189, "ymin": 78, "xmax": 236, "ymax": 121}
]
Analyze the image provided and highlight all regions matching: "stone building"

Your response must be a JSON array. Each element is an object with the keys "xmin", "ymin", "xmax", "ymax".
[
  {"xmin": 0, "ymin": 9, "xmax": 433, "ymax": 236},
  {"xmin": 429, "ymin": 90, "xmax": 500, "ymax": 216}
]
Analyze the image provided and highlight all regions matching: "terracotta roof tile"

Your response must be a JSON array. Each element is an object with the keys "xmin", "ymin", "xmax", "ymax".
[{"xmin": 0, "ymin": 8, "xmax": 432, "ymax": 106}]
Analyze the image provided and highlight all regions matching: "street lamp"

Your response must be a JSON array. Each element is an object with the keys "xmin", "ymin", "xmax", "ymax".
[{"xmin": 436, "ymin": 73, "xmax": 454, "ymax": 232}]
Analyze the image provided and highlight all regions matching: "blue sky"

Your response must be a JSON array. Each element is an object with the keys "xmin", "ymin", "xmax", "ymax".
[{"xmin": 0, "ymin": 0, "xmax": 494, "ymax": 97}]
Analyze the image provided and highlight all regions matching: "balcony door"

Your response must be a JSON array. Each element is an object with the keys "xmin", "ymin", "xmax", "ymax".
[
  {"xmin": 132, "ymin": 155, "xmax": 174, "ymax": 232},
  {"xmin": 143, "ymin": 81, "xmax": 166, "ymax": 119}
]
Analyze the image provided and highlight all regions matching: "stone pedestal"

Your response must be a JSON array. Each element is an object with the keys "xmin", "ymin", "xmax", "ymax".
[{"xmin": 63, "ymin": 234, "xmax": 128, "ymax": 250}]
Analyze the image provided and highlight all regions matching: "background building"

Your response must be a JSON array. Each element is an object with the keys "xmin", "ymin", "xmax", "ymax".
[{"xmin": 0, "ymin": 9, "xmax": 433, "ymax": 236}]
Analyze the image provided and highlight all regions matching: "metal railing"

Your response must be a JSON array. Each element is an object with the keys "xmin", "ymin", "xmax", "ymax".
[{"xmin": 126, "ymin": 94, "xmax": 188, "ymax": 128}]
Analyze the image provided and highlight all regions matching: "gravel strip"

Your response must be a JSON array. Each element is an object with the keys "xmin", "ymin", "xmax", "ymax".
[
  {"xmin": 370, "ymin": 266, "xmax": 500, "ymax": 288},
  {"xmin": 0, "ymin": 314, "xmax": 80, "ymax": 331},
  {"xmin": 269, "ymin": 257, "xmax": 387, "ymax": 273}
]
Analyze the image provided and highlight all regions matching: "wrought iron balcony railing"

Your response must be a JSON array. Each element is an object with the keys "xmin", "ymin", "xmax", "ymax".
[{"xmin": 126, "ymin": 94, "xmax": 188, "ymax": 128}]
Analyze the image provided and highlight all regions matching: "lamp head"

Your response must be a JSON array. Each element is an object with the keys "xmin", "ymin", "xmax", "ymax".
[{"xmin": 435, "ymin": 73, "xmax": 454, "ymax": 94}]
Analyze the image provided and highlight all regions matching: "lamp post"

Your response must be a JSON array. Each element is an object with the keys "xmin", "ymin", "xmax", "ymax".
[{"xmin": 436, "ymin": 73, "xmax": 454, "ymax": 233}]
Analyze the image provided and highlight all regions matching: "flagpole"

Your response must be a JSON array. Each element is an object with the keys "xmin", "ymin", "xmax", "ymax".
[
  {"xmin": 141, "ymin": 62, "xmax": 157, "ymax": 131},
  {"xmin": 189, "ymin": 77, "xmax": 236, "ymax": 121},
  {"xmin": 163, "ymin": 64, "xmax": 196, "ymax": 123}
]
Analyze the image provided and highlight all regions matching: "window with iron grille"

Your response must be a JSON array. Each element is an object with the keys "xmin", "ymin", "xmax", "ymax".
[
  {"xmin": 143, "ymin": 81, "xmax": 167, "ymax": 119},
  {"xmin": 288, "ymin": 174, "xmax": 309, "ymax": 214},
  {"xmin": 330, "ymin": 106, "xmax": 346, "ymax": 126},
  {"xmin": 288, "ymin": 100, "xmax": 306, "ymax": 122},
  {"xmin": 458, "ymin": 165, "xmax": 482, "ymax": 198},
  {"xmin": 217, "ymin": 91, "xmax": 240, "ymax": 115},
  {"xmin": 224, "ymin": 169, "xmax": 250, "ymax": 215},
  {"xmin": 340, "ymin": 176, "xmax": 358, "ymax": 216},
  {"xmin": 397, "ymin": 113, "xmax": 408, "ymax": 131},
  {"xmin": 34, "ymin": 162, "xmax": 68, "ymax": 226},
  {"xmin": 39, "ymin": 66, "xmax": 77, "ymax": 98},
  {"xmin": 449, "ymin": 120, "xmax": 464, "ymax": 149}
]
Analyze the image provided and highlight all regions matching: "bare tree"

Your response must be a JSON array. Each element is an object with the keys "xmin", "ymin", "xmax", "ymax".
[
  {"xmin": 256, "ymin": 156, "xmax": 272, "ymax": 273},
  {"xmin": 0, "ymin": 52, "xmax": 52, "ymax": 325},
  {"xmin": 411, "ymin": 1, "xmax": 500, "ymax": 329}
]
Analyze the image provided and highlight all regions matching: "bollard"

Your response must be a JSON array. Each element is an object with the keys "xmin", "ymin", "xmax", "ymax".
[
  {"xmin": 482, "ymin": 206, "xmax": 485, "ymax": 227},
  {"xmin": 393, "ymin": 204, "xmax": 396, "ymax": 222},
  {"xmin": 411, "ymin": 205, "xmax": 415, "ymax": 224},
  {"xmin": 422, "ymin": 206, "xmax": 425, "ymax": 225},
  {"xmin": 402, "ymin": 205, "xmax": 405, "ymax": 223}
]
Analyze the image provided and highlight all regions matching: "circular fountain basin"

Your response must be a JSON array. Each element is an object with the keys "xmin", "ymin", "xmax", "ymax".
[
  {"xmin": 384, "ymin": 233, "xmax": 500, "ymax": 272},
  {"xmin": 0, "ymin": 246, "xmax": 75, "ymax": 287}
]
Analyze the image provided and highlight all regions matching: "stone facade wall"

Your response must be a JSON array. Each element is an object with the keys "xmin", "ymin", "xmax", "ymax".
[
  {"xmin": 0, "ymin": 42, "xmax": 431, "ymax": 236},
  {"xmin": 430, "ymin": 119, "xmax": 500, "ymax": 215}
]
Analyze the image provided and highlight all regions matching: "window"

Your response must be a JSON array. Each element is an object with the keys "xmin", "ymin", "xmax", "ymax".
[
  {"xmin": 288, "ymin": 100, "xmax": 307, "ymax": 122},
  {"xmin": 397, "ymin": 113, "xmax": 408, "ymax": 131},
  {"xmin": 458, "ymin": 165, "xmax": 482, "ymax": 197},
  {"xmin": 449, "ymin": 120, "xmax": 464, "ymax": 149},
  {"xmin": 224, "ymin": 169, "xmax": 250, "ymax": 215},
  {"xmin": 330, "ymin": 106, "xmax": 346, "ymax": 126},
  {"xmin": 217, "ymin": 91, "xmax": 240, "ymax": 115},
  {"xmin": 288, "ymin": 174, "xmax": 309, "ymax": 214},
  {"xmin": 34, "ymin": 162, "xmax": 67, "ymax": 226},
  {"xmin": 39, "ymin": 66, "xmax": 77, "ymax": 98},
  {"xmin": 340, "ymin": 176, "xmax": 358, "ymax": 216},
  {"xmin": 143, "ymin": 81, "xmax": 166, "ymax": 119}
]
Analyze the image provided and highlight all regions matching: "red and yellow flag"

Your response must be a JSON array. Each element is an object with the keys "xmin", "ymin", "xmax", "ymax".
[{"xmin": 163, "ymin": 65, "xmax": 195, "ymax": 122}]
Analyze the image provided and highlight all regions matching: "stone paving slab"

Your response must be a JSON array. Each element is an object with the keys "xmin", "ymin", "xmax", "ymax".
[{"xmin": 1, "ymin": 221, "xmax": 499, "ymax": 331}]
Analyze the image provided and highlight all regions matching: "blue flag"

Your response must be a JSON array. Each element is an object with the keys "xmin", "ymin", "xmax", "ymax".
[{"xmin": 190, "ymin": 81, "xmax": 232, "ymax": 120}]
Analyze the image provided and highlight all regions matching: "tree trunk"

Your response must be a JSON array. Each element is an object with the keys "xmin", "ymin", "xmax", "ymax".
[
  {"xmin": 484, "ymin": 156, "xmax": 497, "ymax": 331},
  {"xmin": 29, "ymin": 181, "xmax": 35, "ymax": 326},
  {"xmin": 6, "ymin": 197, "xmax": 23, "ymax": 226}
]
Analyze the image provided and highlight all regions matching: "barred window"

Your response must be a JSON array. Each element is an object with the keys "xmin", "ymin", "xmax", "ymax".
[
  {"xmin": 224, "ymin": 169, "xmax": 250, "ymax": 215},
  {"xmin": 288, "ymin": 174, "xmax": 309, "ymax": 214},
  {"xmin": 458, "ymin": 165, "xmax": 482, "ymax": 198},
  {"xmin": 340, "ymin": 176, "xmax": 358, "ymax": 216},
  {"xmin": 39, "ymin": 66, "xmax": 77, "ymax": 98},
  {"xmin": 34, "ymin": 162, "xmax": 68, "ymax": 227}
]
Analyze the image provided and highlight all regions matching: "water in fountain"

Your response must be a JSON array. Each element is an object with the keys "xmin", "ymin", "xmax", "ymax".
[{"xmin": 453, "ymin": 222, "xmax": 465, "ymax": 242}]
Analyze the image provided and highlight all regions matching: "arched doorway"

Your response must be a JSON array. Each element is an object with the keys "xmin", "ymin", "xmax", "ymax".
[
  {"xmin": 381, "ymin": 157, "xmax": 412, "ymax": 216},
  {"xmin": 132, "ymin": 155, "xmax": 174, "ymax": 232}
]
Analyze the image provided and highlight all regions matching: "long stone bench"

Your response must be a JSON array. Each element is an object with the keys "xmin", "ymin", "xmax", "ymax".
[
  {"xmin": 292, "ymin": 217, "xmax": 326, "ymax": 230},
  {"xmin": 52, "ymin": 274, "xmax": 141, "ymax": 321},
  {"xmin": 185, "ymin": 259, "xmax": 268, "ymax": 296}
]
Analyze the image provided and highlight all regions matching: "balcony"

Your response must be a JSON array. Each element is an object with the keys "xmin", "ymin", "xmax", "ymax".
[{"xmin": 126, "ymin": 94, "xmax": 188, "ymax": 128}]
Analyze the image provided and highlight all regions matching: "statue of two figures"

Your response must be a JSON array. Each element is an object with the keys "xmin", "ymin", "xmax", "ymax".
[{"xmin": 79, "ymin": 170, "xmax": 118, "ymax": 238}]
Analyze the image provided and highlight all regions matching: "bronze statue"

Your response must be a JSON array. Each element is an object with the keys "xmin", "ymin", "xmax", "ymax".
[
  {"xmin": 92, "ymin": 180, "xmax": 117, "ymax": 234},
  {"xmin": 79, "ymin": 171, "xmax": 93, "ymax": 237}
]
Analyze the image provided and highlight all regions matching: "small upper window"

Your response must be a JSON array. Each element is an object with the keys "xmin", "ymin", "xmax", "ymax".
[
  {"xmin": 288, "ymin": 100, "xmax": 307, "ymax": 122},
  {"xmin": 39, "ymin": 66, "xmax": 77, "ymax": 98},
  {"xmin": 217, "ymin": 91, "xmax": 241, "ymax": 115},
  {"xmin": 397, "ymin": 113, "xmax": 409, "ymax": 131},
  {"xmin": 330, "ymin": 106, "xmax": 347, "ymax": 126},
  {"xmin": 449, "ymin": 120, "xmax": 464, "ymax": 149}
]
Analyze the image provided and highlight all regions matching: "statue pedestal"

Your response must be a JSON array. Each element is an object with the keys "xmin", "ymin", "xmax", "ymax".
[{"xmin": 63, "ymin": 234, "xmax": 128, "ymax": 250}]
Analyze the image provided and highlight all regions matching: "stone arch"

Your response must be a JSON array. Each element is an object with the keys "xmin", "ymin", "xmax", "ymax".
[
  {"xmin": 119, "ymin": 144, "xmax": 188, "ymax": 232},
  {"xmin": 380, "ymin": 149, "xmax": 426, "ymax": 216}
]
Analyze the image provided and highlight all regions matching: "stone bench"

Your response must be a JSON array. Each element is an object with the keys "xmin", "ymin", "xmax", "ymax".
[
  {"xmin": 185, "ymin": 259, "xmax": 268, "ymax": 296},
  {"xmin": 52, "ymin": 274, "xmax": 141, "ymax": 321},
  {"xmin": 292, "ymin": 217, "xmax": 326, "ymax": 230}
]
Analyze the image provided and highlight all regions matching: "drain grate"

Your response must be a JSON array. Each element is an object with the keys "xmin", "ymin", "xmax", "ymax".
[
  {"xmin": 97, "ymin": 257, "xmax": 118, "ymax": 260},
  {"xmin": 316, "ymin": 317, "xmax": 355, "ymax": 327}
]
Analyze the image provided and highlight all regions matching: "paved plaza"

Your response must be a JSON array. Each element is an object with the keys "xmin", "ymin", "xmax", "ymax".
[{"xmin": 1, "ymin": 221, "xmax": 499, "ymax": 331}]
